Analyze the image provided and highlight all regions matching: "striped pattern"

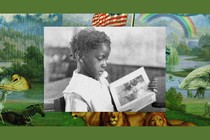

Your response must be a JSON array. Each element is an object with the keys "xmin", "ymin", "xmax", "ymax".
[
  {"xmin": 92, "ymin": 13, "xmax": 128, "ymax": 27},
  {"xmin": 138, "ymin": 14, "xmax": 196, "ymax": 38}
]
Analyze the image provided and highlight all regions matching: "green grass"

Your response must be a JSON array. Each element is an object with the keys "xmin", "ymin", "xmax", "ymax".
[
  {"xmin": 0, "ymin": 100, "xmax": 85, "ymax": 126},
  {"xmin": 166, "ymin": 98, "xmax": 210, "ymax": 126},
  {"xmin": 166, "ymin": 110, "xmax": 210, "ymax": 126},
  {"xmin": 1, "ymin": 100, "xmax": 85, "ymax": 126},
  {"xmin": 183, "ymin": 98, "xmax": 210, "ymax": 116},
  {"xmin": 1, "ymin": 83, "xmax": 85, "ymax": 127},
  {"xmin": 3, "ymin": 100, "xmax": 38, "ymax": 110},
  {"xmin": 2, "ymin": 97, "xmax": 210, "ymax": 126},
  {"xmin": 185, "ymin": 56, "xmax": 210, "ymax": 62},
  {"xmin": 167, "ymin": 68, "xmax": 195, "ymax": 77},
  {"xmin": 32, "ymin": 112, "xmax": 85, "ymax": 126},
  {"xmin": 23, "ymin": 82, "xmax": 44, "ymax": 100},
  {"xmin": 168, "ymin": 71, "xmax": 190, "ymax": 77}
]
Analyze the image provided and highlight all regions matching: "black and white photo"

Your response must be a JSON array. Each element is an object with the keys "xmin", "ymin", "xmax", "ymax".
[{"xmin": 44, "ymin": 27, "xmax": 166, "ymax": 112}]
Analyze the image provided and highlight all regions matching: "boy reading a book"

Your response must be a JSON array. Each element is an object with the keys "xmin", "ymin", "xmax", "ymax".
[{"xmin": 63, "ymin": 28, "xmax": 157, "ymax": 112}]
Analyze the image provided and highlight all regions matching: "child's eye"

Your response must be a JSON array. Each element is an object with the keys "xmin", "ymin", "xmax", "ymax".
[
  {"xmin": 97, "ymin": 57, "xmax": 106, "ymax": 61},
  {"xmin": 97, "ymin": 57, "xmax": 103, "ymax": 61},
  {"xmin": 97, "ymin": 56, "xmax": 109, "ymax": 62}
]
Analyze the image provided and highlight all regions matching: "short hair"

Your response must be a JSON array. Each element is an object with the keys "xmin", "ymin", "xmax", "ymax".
[{"xmin": 70, "ymin": 28, "xmax": 111, "ymax": 59}]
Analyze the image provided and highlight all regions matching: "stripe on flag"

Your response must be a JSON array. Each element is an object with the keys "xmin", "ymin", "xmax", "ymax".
[{"xmin": 92, "ymin": 13, "xmax": 128, "ymax": 27}]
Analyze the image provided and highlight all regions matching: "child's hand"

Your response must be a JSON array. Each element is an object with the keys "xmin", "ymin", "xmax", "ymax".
[{"xmin": 148, "ymin": 77, "xmax": 158, "ymax": 93}]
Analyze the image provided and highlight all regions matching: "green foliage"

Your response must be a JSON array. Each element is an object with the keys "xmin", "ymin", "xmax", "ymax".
[
  {"xmin": 166, "ymin": 47, "xmax": 170, "ymax": 65},
  {"xmin": 166, "ymin": 87, "xmax": 186, "ymax": 112},
  {"xmin": 176, "ymin": 43, "xmax": 191, "ymax": 55},
  {"xmin": 9, "ymin": 46, "xmax": 44, "ymax": 83},
  {"xmin": 202, "ymin": 44, "xmax": 210, "ymax": 59},
  {"xmin": 0, "ymin": 27, "xmax": 43, "ymax": 61},
  {"xmin": 196, "ymin": 34, "xmax": 210, "ymax": 60},
  {"xmin": 166, "ymin": 45, "xmax": 179, "ymax": 72},
  {"xmin": 24, "ymin": 46, "xmax": 44, "ymax": 82},
  {"xmin": 168, "ymin": 45, "xmax": 179, "ymax": 65},
  {"xmin": 187, "ymin": 90, "xmax": 193, "ymax": 98},
  {"xmin": 2, "ymin": 101, "xmax": 82, "ymax": 126},
  {"xmin": 191, "ymin": 47, "xmax": 203, "ymax": 56},
  {"xmin": 0, "ymin": 66, "xmax": 14, "ymax": 80},
  {"xmin": 24, "ymin": 46, "xmax": 43, "ymax": 64},
  {"xmin": 167, "ymin": 69, "xmax": 194, "ymax": 77},
  {"xmin": 202, "ymin": 43, "xmax": 210, "ymax": 48},
  {"xmin": 166, "ymin": 110, "xmax": 210, "ymax": 126},
  {"xmin": 198, "ymin": 34, "xmax": 210, "ymax": 48},
  {"xmin": 0, "ymin": 42, "xmax": 22, "ymax": 61}
]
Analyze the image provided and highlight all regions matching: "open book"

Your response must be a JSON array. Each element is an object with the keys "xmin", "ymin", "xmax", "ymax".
[{"xmin": 110, "ymin": 67, "xmax": 156, "ymax": 112}]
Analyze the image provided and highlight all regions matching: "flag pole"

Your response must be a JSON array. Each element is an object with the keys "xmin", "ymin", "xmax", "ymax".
[{"xmin": 131, "ymin": 13, "xmax": 135, "ymax": 27}]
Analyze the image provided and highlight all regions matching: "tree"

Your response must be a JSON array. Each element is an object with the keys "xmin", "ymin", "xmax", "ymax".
[
  {"xmin": 167, "ymin": 45, "xmax": 179, "ymax": 72},
  {"xmin": 191, "ymin": 47, "xmax": 203, "ymax": 56},
  {"xmin": 9, "ymin": 46, "xmax": 44, "ymax": 83},
  {"xmin": 198, "ymin": 34, "xmax": 210, "ymax": 48},
  {"xmin": 168, "ymin": 45, "xmax": 179, "ymax": 65},
  {"xmin": 24, "ymin": 46, "xmax": 44, "ymax": 82},
  {"xmin": 198, "ymin": 34, "xmax": 210, "ymax": 60},
  {"xmin": 24, "ymin": 46, "xmax": 43, "ymax": 64},
  {"xmin": 166, "ymin": 87, "xmax": 186, "ymax": 112},
  {"xmin": 176, "ymin": 43, "xmax": 191, "ymax": 55},
  {"xmin": 1, "ymin": 42, "xmax": 22, "ymax": 60},
  {"xmin": 202, "ymin": 44, "xmax": 210, "ymax": 59}
]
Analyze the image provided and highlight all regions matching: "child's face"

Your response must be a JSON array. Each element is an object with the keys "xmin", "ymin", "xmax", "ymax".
[{"xmin": 81, "ymin": 43, "xmax": 111, "ymax": 80}]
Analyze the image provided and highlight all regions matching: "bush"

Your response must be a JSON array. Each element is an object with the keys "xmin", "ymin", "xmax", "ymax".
[
  {"xmin": 166, "ymin": 87, "xmax": 186, "ymax": 112},
  {"xmin": 176, "ymin": 43, "xmax": 191, "ymax": 55},
  {"xmin": 191, "ymin": 47, "xmax": 203, "ymax": 56},
  {"xmin": 6, "ymin": 46, "xmax": 44, "ymax": 83}
]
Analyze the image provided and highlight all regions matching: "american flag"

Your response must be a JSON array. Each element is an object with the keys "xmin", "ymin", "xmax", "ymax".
[{"xmin": 92, "ymin": 13, "xmax": 128, "ymax": 27}]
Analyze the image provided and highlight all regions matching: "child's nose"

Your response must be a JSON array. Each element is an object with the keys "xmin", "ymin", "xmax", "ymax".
[{"xmin": 102, "ymin": 60, "xmax": 107, "ymax": 68}]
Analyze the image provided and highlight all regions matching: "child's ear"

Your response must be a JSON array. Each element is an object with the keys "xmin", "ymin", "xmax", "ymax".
[{"xmin": 75, "ymin": 51, "xmax": 83, "ymax": 63}]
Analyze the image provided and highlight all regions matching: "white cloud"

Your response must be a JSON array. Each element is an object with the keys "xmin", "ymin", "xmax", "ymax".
[
  {"xmin": 52, "ymin": 15, "xmax": 58, "ymax": 21},
  {"xmin": 0, "ymin": 14, "xmax": 29, "ymax": 23},
  {"xmin": 63, "ymin": 14, "xmax": 93, "ymax": 22},
  {"xmin": 0, "ymin": 14, "xmax": 59, "ymax": 23},
  {"xmin": 0, "ymin": 14, "xmax": 15, "ymax": 22},
  {"xmin": 39, "ymin": 14, "xmax": 50, "ymax": 22}
]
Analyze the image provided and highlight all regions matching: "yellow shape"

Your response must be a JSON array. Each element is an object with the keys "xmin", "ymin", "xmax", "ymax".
[{"xmin": 0, "ymin": 74, "xmax": 31, "ymax": 91}]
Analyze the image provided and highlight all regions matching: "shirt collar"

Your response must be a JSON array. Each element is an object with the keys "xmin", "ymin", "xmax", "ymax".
[{"xmin": 72, "ymin": 70, "xmax": 108, "ymax": 84}]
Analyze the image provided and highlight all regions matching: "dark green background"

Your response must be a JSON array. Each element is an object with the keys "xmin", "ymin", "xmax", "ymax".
[
  {"xmin": 0, "ymin": 0, "xmax": 210, "ymax": 139},
  {"xmin": 0, "ymin": 0, "xmax": 210, "ymax": 13}
]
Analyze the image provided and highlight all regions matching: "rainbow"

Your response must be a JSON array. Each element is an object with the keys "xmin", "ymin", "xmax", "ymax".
[{"xmin": 138, "ymin": 14, "xmax": 197, "ymax": 38}]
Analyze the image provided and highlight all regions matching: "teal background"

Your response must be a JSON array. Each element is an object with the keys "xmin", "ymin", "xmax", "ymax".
[{"xmin": 1, "ymin": 0, "xmax": 210, "ymax": 139}]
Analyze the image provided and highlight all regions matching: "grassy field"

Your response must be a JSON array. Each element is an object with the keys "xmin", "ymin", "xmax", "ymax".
[
  {"xmin": 183, "ymin": 98, "xmax": 210, "ymax": 116},
  {"xmin": 1, "ymin": 112, "xmax": 85, "ymax": 126},
  {"xmin": 1, "ymin": 100, "xmax": 85, "ymax": 126},
  {"xmin": 166, "ymin": 110, "xmax": 210, "ymax": 126},
  {"xmin": 185, "ymin": 56, "xmax": 210, "ymax": 62},
  {"xmin": 167, "ymin": 68, "xmax": 195, "ymax": 77},
  {"xmin": 166, "ymin": 98, "xmax": 210, "ymax": 126},
  {"xmin": 0, "ymin": 81, "xmax": 86, "ymax": 127},
  {"xmin": 33, "ymin": 112, "xmax": 85, "ymax": 126},
  {"xmin": 2, "ymin": 98, "xmax": 210, "ymax": 126},
  {"xmin": 23, "ymin": 82, "xmax": 44, "ymax": 100}
]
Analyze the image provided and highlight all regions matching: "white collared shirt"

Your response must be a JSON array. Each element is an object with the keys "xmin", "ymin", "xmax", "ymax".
[{"xmin": 63, "ymin": 71, "xmax": 114, "ymax": 112}]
